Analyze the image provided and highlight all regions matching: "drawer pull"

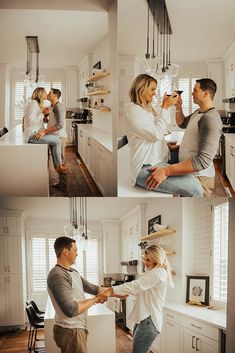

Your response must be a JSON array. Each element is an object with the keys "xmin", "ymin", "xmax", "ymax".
[
  {"xmin": 167, "ymin": 322, "xmax": 175, "ymax": 327},
  {"xmin": 192, "ymin": 336, "xmax": 196, "ymax": 349},
  {"xmin": 191, "ymin": 323, "xmax": 202, "ymax": 330},
  {"xmin": 166, "ymin": 314, "xmax": 174, "ymax": 318},
  {"xmin": 196, "ymin": 337, "xmax": 199, "ymax": 351}
]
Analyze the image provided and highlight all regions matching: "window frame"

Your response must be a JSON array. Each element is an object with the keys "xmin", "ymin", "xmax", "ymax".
[{"xmin": 210, "ymin": 200, "xmax": 229, "ymax": 309}]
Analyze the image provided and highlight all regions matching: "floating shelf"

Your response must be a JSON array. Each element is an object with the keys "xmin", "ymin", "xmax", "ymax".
[
  {"xmin": 165, "ymin": 250, "xmax": 176, "ymax": 256},
  {"xmin": 87, "ymin": 72, "xmax": 110, "ymax": 82},
  {"xmin": 141, "ymin": 228, "xmax": 176, "ymax": 241},
  {"xmin": 87, "ymin": 90, "xmax": 110, "ymax": 96},
  {"xmin": 78, "ymin": 105, "xmax": 111, "ymax": 112}
]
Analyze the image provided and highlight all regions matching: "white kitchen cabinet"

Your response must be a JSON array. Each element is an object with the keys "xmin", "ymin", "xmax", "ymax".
[
  {"xmin": 86, "ymin": 134, "xmax": 95, "ymax": 178},
  {"xmin": 77, "ymin": 126, "xmax": 84, "ymax": 160},
  {"xmin": 102, "ymin": 221, "xmax": 121, "ymax": 274},
  {"xmin": 65, "ymin": 119, "xmax": 72, "ymax": 145},
  {"xmin": 0, "ymin": 210, "xmax": 26, "ymax": 328},
  {"xmin": 224, "ymin": 43, "xmax": 235, "ymax": 98},
  {"xmin": 180, "ymin": 327, "xmax": 219, "ymax": 353},
  {"xmin": 0, "ymin": 215, "xmax": 19, "ymax": 235},
  {"xmin": 65, "ymin": 67, "xmax": 79, "ymax": 109},
  {"xmin": 225, "ymin": 134, "xmax": 235, "ymax": 191},
  {"xmin": 118, "ymin": 55, "xmax": 142, "ymax": 136},
  {"xmin": 157, "ymin": 310, "xmax": 181, "ymax": 353}
]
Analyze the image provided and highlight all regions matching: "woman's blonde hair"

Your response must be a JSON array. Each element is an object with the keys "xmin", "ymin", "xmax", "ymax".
[
  {"xmin": 145, "ymin": 244, "xmax": 174, "ymax": 287},
  {"xmin": 31, "ymin": 87, "xmax": 47, "ymax": 110},
  {"xmin": 129, "ymin": 74, "xmax": 157, "ymax": 106}
]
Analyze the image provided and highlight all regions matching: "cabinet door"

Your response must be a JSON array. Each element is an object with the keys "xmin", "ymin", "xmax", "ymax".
[
  {"xmin": 195, "ymin": 332, "xmax": 219, "ymax": 353},
  {"xmin": 0, "ymin": 216, "xmax": 6, "ymax": 235},
  {"xmin": 6, "ymin": 216, "xmax": 19, "ymax": 235},
  {"xmin": 180, "ymin": 327, "xmax": 196, "ymax": 353},
  {"xmin": 0, "ymin": 236, "xmax": 7, "ymax": 274},
  {"xmin": 164, "ymin": 321, "xmax": 180, "ymax": 353},
  {"xmin": 7, "ymin": 236, "xmax": 22, "ymax": 274},
  {"xmin": 103, "ymin": 223, "xmax": 121, "ymax": 274},
  {"xmin": 77, "ymin": 128, "xmax": 84, "ymax": 158},
  {"xmin": 229, "ymin": 141, "xmax": 235, "ymax": 191},
  {"xmin": 66, "ymin": 119, "xmax": 72, "ymax": 145},
  {"xmin": 86, "ymin": 135, "xmax": 93, "ymax": 175},
  {"xmin": 7, "ymin": 274, "xmax": 24, "ymax": 325},
  {"xmin": 96, "ymin": 145, "xmax": 106, "ymax": 195},
  {"xmin": 0, "ymin": 276, "xmax": 8, "ymax": 325}
]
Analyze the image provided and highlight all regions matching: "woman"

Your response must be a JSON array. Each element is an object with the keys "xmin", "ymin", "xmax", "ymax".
[
  {"xmin": 103, "ymin": 245, "xmax": 174, "ymax": 353},
  {"xmin": 23, "ymin": 87, "xmax": 67, "ymax": 174},
  {"xmin": 125, "ymin": 74, "xmax": 203, "ymax": 196}
]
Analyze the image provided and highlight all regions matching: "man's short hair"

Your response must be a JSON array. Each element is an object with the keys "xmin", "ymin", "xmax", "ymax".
[
  {"xmin": 51, "ymin": 88, "xmax": 61, "ymax": 99},
  {"xmin": 196, "ymin": 78, "xmax": 217, "ymax": 99},
  {"xmin": 54, "ymin": 236, "xmax": 76, "ymax": 258}
]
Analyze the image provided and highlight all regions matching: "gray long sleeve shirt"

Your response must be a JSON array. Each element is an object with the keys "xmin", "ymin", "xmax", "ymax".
[
  {"xmin": 178, "ymin": 108, "xmax": 222, "ymax": 176},
  {"xmin": 47, "ymin": 264, "xmax": 99, "ymax": 329}
]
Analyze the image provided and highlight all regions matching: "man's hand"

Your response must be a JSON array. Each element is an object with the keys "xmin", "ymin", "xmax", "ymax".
[
  {"xmin": 146, "ymin": 166, "xmax": 168, "ymax": 190},
  {"xmin": 95, "ymin": 293, "xmax": 108, "ymax": 304},
  {"xmin": 33, "ymin": 130, "xmax": 46, "ymax": 140}
]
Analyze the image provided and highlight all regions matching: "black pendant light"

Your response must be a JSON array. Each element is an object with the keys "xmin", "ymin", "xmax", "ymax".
[
  {"xmin": 145, "ymin": 0, "xmax": 150, "ymax": 59},
  {"xmin": 25, "ymin": 36, "xmax": 40, "ymax": 83}
]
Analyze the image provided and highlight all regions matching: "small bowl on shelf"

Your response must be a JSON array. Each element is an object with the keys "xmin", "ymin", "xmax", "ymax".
[{"xmin": 153, "ymin": 224, "xmax": 168, "ymax": 232}]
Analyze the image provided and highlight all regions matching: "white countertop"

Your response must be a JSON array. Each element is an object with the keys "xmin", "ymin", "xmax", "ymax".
[
  {"xmin": 165, "ymin": 301, "xmax": 226, "ymax": 330},
  {"xmin": 80, "ymin": 125, "xmax": 113, "ymax": 152},
  {"xmin": 0, "ymin": 124, "xmax": 26, "ymax": 145},
  {"xmin": 164, "ymin": 131, "xmax": 184, "ymax": 144},
  {"xmin": 224, "ymin": 133, "xmax": 235, "ymax": 144}
]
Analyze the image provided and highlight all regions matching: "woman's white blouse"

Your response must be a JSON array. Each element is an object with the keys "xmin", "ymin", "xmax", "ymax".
[
  {"xmin": 113, "ymin": 267, "xmax": 168, "ymax": 333},
  {"xmin": 23, "ymin": 100, "xmax": 44, "ymax": 142},
  {"xmin": 125, "ymin": 102, "xmax": 170, "ymax": 185}
]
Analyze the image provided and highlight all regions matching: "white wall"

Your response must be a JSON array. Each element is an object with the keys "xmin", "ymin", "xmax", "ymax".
[{"xmin": 0, "ymin": 64, "xmax": 11, "ymax": 128}]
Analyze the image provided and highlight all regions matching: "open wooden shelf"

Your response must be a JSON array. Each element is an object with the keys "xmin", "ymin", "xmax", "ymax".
[
  {"xmin": 141, "ymin": 228, "xmax": 176, "ymax": 241},
  {"xmin": 87, "ymin": 72, "xmax": 110, "ymax": 82},
  {"xmin": 165, "ymin": 250, "xmax": 176, "ymax": 256},
  {"xmin": 87, "ymin": 90, "xmax": 110, "ymax": 96},
  {"xmin": 78, "ymin": 105, "xmax": 111, "ymax": 112}
]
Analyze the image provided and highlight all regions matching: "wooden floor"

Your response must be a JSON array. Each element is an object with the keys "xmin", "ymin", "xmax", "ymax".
[
  {"xmin": 214, "ymin": 159, "xmax": 235, "ymax": 197},
  {"xmin": 0, "ymin": 325, "xmax": 133, "ymax": 353}
]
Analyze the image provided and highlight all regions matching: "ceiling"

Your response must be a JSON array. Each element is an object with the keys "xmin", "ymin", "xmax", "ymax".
[
  {"xmin": 0, "ymin": 197, "xmax": 146, "ymax": 221},
  {"xmin": 0, "ymin": 8, "xmax": 108, "ymax": 69},
  {"xmin": 118, "ymin": 0, "xmax": 235, "ymax": 63}
]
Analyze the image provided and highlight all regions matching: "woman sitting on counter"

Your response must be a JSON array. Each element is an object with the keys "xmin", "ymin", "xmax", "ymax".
[
  {"xmin": 124, "ymin": 74, "xmax": 203, "ymax": 197},
  {"xmin": 102, "ymin": 245, "xmax": 173, "ymax": 353},
  {"xmin": 23, "ymin": 87, "xmax": 68, "ymax": 174}
]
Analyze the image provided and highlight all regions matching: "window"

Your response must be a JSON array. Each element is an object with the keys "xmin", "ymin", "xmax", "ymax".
[
  {"xmin": 30, "ymin": 235, "xmax": 57, "ymax": 293},
  {"xmin": 212, "ymin": 202, "xmax": 229, "ymax": 304},
  {"xmin": 29, "ymin": 233, "xmax": 101, "ymax": 296},
  {"xmin": 176, "ymin": 76, "xmax": 200, "ymax": 115},
  {"xmin": 13, "ymin": 80, "xmax": 64, "ymax": 122},
  {"xmin": 73, "ymin": 237, "xmax": 100, "ymax": 285}
]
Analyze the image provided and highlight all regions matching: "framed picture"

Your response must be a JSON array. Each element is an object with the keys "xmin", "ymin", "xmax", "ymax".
[
  {"xmin": 186, "ymin": 275, "xmax": 210, "ymax": 305},
  {"xmin": 148, "ymin": 215, "xmax": 161, "ymax": 234}
]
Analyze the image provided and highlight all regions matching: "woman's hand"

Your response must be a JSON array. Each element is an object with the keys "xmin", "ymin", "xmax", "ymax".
[{"xmin": 162, "ymin": 92, "xmax": 179, "ymax": 109}]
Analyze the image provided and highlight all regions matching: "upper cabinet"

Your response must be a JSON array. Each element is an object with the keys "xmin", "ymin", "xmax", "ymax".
[
  {"xmin": 224, "ymin": 42, "xmax": 235, "ymax": 98},
  {"xmin": 102, "ymin": 221, "xmax": 121, "ymax": 274},
  {"xmin": 65, "ymin": 67, "xmax": 79, "ymax": 109}
]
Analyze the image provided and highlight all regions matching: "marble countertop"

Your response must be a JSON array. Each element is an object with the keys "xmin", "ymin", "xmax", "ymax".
[
  {"xmin": 0, "ymin": 124, "xmax": 26, "ymax": 145},
  {"xmin": 165, "ymin": 301, "xmax": 226, "ymax": 330}
]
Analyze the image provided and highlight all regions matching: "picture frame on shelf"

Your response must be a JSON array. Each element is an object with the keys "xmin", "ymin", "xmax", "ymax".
[
  {"xmin": 148, "ymin": 215, "xmax": 161, "ymax": 234},
  {"xmin": 186, "ymin": 275, "xmax": 209, "ymax": 306}
]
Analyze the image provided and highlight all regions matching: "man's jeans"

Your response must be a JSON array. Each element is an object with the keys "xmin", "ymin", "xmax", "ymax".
[
  {"xmin": 133, "ymin": 316, "xmax": 159, "ymax": 353},
  {"xmin": 136, "ymin": 162, "xmax": 203, "ymax": 197},
  {"xmin": 28, "ymin": 134, "xmax": 62, "ymax": 166}
]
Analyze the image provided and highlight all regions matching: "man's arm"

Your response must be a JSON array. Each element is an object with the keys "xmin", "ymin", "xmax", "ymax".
[
  {"xmin": 44, "ymin": 104, "xmax": 65, "ymax": 134},
  {"xmin": 146, "ymin": 111, "xmax": 222, "ymax": 189}
]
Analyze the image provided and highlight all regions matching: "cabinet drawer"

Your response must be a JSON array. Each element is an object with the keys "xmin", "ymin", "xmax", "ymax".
[
  {"xmin": 181, "ymin": 316, "xmax": 219, "ymax": 341},
  {"xmin": 164, "ymin": 309, "xmax": 181, "ymax": 324}
]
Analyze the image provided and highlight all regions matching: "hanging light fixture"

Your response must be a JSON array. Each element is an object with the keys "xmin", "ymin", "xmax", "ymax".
[
  {"xmin": 25, "ymin": 36, "xmax": 40, "ymax": 87},
  {"xmin": 64, "ymin": 197, "xmax": 89, "ymax": 250}
]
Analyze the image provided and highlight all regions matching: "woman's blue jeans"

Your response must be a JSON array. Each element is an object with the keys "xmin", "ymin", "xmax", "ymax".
[
  {"xmin": 132, "ymin": 316, "xmax": 159, "ymax": 353},
  {"xmin": 136, "ymin": 162, "xmax": 203, "ymax": 197},
  {"xmin": 28, "ymin": 134, "xmax": 62, "ymax": 166}
]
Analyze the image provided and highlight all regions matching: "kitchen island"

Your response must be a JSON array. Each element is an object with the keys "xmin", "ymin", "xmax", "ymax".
[
  {"xmin": 0, "ymin": 124, "xmax": 49, "ymax": 196},
  {"xmin": 44, "ymin": 297, "xmax": 116, "ymax": 353}
]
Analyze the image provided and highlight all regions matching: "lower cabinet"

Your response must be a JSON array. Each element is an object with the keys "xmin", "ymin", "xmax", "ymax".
[
  {"xmin": 155, "ymin": 309, "xmax": 220, "ymax": 353},
  {"xmin": 77, "ymin": 127, "xmax": 114, "ymax": 196},
  {"xmin": 225, "ymin": 135, "xmax": 235, "ymax": 191}
]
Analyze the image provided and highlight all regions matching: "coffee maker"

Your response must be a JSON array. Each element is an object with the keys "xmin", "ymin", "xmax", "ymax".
[{"xmin": 226, "ymin": 111, "xmax": 235, "ymax": 126}]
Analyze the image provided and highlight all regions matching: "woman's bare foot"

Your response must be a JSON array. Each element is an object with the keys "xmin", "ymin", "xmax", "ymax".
[{"xmin": 56, "ymin": 165, "xmax": 68, "ymax": 174}]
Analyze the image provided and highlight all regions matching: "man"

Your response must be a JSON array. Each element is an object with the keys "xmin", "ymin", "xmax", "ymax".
[
  {"xmin": 47, "ymin": 236, "xmax": 108, "ymax": 353},
  {"xmin": 146, "ymin": 78, "xmax": 222, "ymax": 196}
]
